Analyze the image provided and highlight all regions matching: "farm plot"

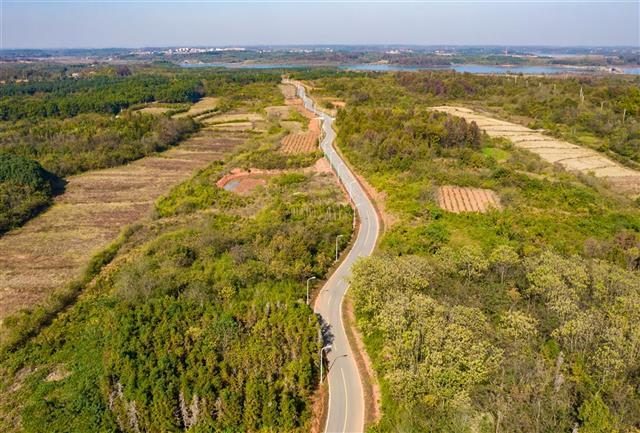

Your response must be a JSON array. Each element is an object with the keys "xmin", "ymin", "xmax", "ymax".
[
  {"xmin": 203, "ymin": 112, "xmax": 264, "ymax": 124},
  {"xmin": 280, "ymin": 132, "xmax": 319, "ymax": 154},
  {"xmin": 172, "ymin": 97, "xmax": 219, "ymax": 118},
  {"xmin": 437, "ymin": 186, "xmax": 501, "ymax": 213},
  {"xmin": 135, "ymin": 105, "xmax": 174, "ymax": 115},
  {"xmin": 265, "ymin": 105, "xmax": 292, "ymax": 119},
  {"xmin": 431, "ymin": 106, "xmax": 640, "ymax": 195}
]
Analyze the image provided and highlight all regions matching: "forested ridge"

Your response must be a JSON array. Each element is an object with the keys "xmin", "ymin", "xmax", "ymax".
[{"xmin": 295, "ymin": 70, "xmax": 640, "ymax": 432}]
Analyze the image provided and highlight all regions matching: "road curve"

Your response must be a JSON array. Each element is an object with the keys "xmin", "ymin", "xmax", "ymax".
[{"xmin": 288, "ymin": 81, "xmax": 380, "ymax": 433}]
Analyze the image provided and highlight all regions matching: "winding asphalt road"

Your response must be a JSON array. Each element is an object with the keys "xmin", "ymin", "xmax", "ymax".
[{"xmin": 289, "ymin": 81, "xmax": 380, "ymax": 433}]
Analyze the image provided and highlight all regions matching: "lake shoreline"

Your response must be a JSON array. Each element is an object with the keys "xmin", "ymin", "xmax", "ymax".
[{"xmin": 180, "ymin": 61, "xmax": 640, "ymax": 75}]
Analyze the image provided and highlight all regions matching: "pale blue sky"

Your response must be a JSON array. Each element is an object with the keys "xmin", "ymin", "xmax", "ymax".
[{"xmin": 2, "ymin": 1, "xmax": 639, "ymax": 48}]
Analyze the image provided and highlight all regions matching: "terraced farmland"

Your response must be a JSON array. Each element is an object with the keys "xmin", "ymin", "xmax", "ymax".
[{"xmin": 431, "ymin": 106, "xmax": 640, "ymax": 196}]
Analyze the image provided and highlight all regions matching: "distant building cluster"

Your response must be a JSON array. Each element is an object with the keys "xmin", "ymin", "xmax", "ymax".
[{"xmin": 130, "ymin": 47, "xmax": 246, "ymax": 56}]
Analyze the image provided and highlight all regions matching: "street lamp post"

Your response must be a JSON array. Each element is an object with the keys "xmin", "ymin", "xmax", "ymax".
[
  {"xmin": 335, "ymin": 234, "xmax": 344, "ymax": 262},
  {"xmin": 320, "ymin": 344, "xmax": 332, "ymax": 383},
  {"xmin": 306, "ymin": 276, "xmax": 316, "ymax": 305}
]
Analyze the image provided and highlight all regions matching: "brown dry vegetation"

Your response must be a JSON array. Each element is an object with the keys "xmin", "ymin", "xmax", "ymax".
[
  {"xmin": 278, "ymin": 83, "xmax": 297, "ymax": 100},
  {"xmin": 135, "ymin": 106, "xmax": 172, "ymax": 115},
  {"xmin": 172, "ymin": 96, "xmax": 219, "ymax": 118},
  {"xmin": 202, "ymin": 112, "xmax": 264, "ymax": 124},
  {"xmin": 265, "ymin": 105, "xmax": 292, "ymax": 119},
  {"xmin": 0, "ymin": 127, "xmax": 247, "ymax": 320}
]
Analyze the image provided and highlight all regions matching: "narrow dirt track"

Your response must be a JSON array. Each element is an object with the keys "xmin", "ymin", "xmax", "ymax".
[
  {"xmin": 0, "ymin": 129, "xmax": 246, "ymax": 320},
  {"xmin": 431, "ymin": 106, "xmax": 640, "ymax": 195}
]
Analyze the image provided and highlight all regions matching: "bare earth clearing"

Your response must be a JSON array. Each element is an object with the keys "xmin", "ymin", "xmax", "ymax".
[
  {"xmin": 216, "ymin": 159, "xmax": 333, "ymax": 195},
  {"xmin": 0, "ymin": 128, "xmax": 247, "ymax": 320},
  {"xmin": 437, "ymin": 185, "xmax": 502, "ymax": 213},
  {"xmin": 432, "ymin": 106, "xmax": 640, "ymax": 195},
  {"xmin": 279, "ymin": 83, "xmax": 297, "ymax": 100}
]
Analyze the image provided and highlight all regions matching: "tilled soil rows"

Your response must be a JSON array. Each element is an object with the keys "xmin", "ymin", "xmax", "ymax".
[
  {"xmin": 280, "ymin": 132, "xmax": 319, "ymax": 154},
  {"xmin": 437, "ymin": 186, "xmax": 502, "ymax": 213}
]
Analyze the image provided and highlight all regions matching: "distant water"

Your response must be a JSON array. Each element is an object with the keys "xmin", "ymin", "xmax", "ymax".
[{"xmin": 181, "ymin": 62, "xmax": 640, "ymax": 75}]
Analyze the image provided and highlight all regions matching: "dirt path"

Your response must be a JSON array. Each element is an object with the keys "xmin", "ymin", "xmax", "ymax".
[
  {"xmin": 0, "ymin": 128, "xmax": 246, "ymax": 320},
  {"xmin": 431, "ymin": 106, "xmax": 640, "ymax": 196}
]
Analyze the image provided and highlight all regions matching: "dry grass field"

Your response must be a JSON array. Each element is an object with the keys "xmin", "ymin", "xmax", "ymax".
[
  {"xmin": 265, "ymin": 105, "xmax": 292, "ymax": 119},
  {"xmin": 203, "ymin": 112, "xmax": 264, "ymax": 124},
  {"xmin": 135, "ymin": 105, "xmax": 173, "ymax": 115},
  {"xmin": 431, "ymin": 106, "xmax": 640, "ymax": 195},
  {"xmin": 437, "ymin": 185, "xmax": 502, "ymax": 213},
  {"xmin": 209, "ymin": 121, "xmax": 267, "ymax": 132},
  {"xmin": 172, "ymin": 97, "xmax": 219, "ymax": 118},
  {"xmin": 0, "ymin": 127, "xmax": 248, "ymax": 320}
]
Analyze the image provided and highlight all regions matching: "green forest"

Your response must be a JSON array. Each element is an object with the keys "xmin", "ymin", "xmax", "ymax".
[{"xmin": 293, "ymin": 70, "xmax": 640, "ymax": 432}]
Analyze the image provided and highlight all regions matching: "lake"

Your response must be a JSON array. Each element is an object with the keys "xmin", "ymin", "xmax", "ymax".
[{"xmin": 181, "ymin": 62, "xmax": 640, "ymax": 75}]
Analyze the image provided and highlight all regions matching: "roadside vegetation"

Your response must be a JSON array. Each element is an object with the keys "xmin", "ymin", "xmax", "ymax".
[{"xmin": 296, "ymin": 70, "xmax": 640, "ymax": 432}]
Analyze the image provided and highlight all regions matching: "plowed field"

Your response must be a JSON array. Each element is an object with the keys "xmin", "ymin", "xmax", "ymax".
[
  {"xmin": 280, "ymin": 132, "xmax": 318, "ymax": 154},
  {"xmin": 437, "ymin": 186, "xmax": 501, "ymax": 213}
]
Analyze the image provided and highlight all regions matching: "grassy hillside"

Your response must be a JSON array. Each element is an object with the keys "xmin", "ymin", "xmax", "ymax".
[{"xmin": 303, "ymin": 72, "xmax": 640, "ymax": 432}]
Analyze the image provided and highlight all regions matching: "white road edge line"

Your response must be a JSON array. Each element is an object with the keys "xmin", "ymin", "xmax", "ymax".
[{"xmin": 341, "ymin": 367, "xmax": 349, "ymax": 433}]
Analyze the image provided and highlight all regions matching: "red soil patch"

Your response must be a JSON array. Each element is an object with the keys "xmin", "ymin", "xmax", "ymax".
[{"xmin": 437, "ymin": 185, "xmax": 501, "ymax": 213}]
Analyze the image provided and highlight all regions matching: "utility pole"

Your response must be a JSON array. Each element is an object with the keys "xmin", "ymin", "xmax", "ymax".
[
  {"xmin": 306, "ymin": 276, "xmax": 316, "ymax": 305},
  {"xmin": 320, "ymin": 345, "xmax": 332, "ymax": 383},
  {"xmin": 335, "ymin": 234, "xmax": 344, "ymax": 262}
]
